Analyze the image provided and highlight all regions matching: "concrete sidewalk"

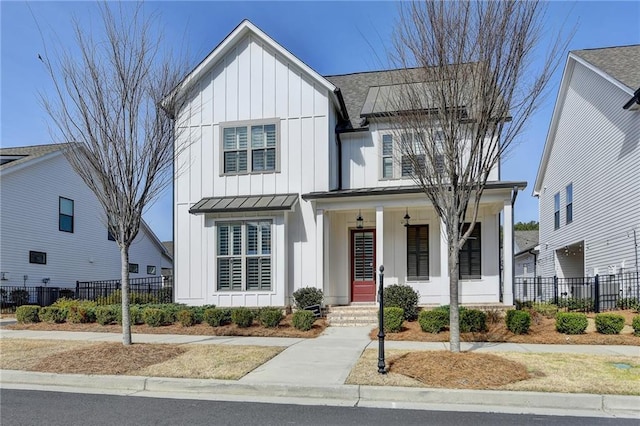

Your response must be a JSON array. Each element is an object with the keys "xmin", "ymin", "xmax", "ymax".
[{"xmin": 1, "ymin": 327, "xmax": 639, "ymax": 418}]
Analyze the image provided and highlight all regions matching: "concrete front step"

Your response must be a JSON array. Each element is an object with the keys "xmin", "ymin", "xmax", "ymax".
[{"xmin": 327, "ymin": 305, "xmax": 379, "ymax": 326}]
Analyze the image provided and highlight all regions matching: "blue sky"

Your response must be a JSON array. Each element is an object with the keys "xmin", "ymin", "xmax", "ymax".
[{"xmin": 2, "ymin": 1, "xmax": 639, "ymax": 242}]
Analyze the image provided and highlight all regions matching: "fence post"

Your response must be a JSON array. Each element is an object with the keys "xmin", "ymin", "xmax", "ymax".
[
  {"xmin": 553, "ymin": 276, "xmax": 558, "ymax": 305},
  {"xmin": 594, "ymin": 275, "xmax": 600, "ymax": 313},
  {"xmin": 76, "ymin": 281, "xmax": 79, "ymax": 300}
]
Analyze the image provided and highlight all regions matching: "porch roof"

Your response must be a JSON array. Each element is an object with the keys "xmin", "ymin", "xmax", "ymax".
[
  {"xmin": 301, "ymin": 181, "xmax": 527, "ymax": 200},
  {"xmin": 189, "ymin": 193, "xmax": 299, "ymax": 214}
]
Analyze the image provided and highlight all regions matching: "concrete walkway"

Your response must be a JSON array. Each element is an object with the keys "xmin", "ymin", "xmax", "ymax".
[{"xmin": 1, "ymin": 327, "xmax": 639, "ymax": 418}]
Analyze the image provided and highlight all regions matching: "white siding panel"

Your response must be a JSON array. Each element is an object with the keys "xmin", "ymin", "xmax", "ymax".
[
  {"xmin": 301, "ymin": 117, "xmax": 314, "ymax": 192},
  {"xmin": 189, "ymin": 127, "xmax": 202, "ymax": 202},
  {"xmin": 237, "ymin": 36, "xmax": 251, "ymax": 121},
  {"xmin": 288, "ymin": 69, "xmax": 301, "ymax": 117},
  {"xmin": 287, "ymin": 119, "xmax": 301, "ymax": 193},
  {"xmin": 263, "ymin": 49, "xmax": 276, "ymax": 118},
  {"xmin": 250, "ymin": 37, "xmax": 263, "ymax": 120},
  {"xmin": 314, "ymin": 116, "xmax": 328, "ymax": 191},
  {"xmin": 212, "ymin": 63, "xmax": 226, "ymax": 124},
  {"xmin": 301, "ymin": 76, "xmax": 314, "ymax": 117},
  {"xmin": 275, "ymin": 56, "xmax": 288, "ymax": 117},
  {"xmin": 201, "ymin": 125, "xmax": 214, "ymax": 196},
  {"xmin": 225, "ymin": 51, "xmax": 238, "ymax": 122}
]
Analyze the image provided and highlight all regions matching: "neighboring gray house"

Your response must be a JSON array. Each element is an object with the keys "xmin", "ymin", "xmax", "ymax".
[
  {"xmin": 514, "ymin": 230, "xmax": 539, "ymax": 278},
  {"xmin": 533, "ymin": 45, "xmax": 640, "ymax": 279}
]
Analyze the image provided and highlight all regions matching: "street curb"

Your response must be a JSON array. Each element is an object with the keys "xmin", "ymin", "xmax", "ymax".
[
  {"xmin": 144, "ymin": 377, "xmax": 360, "ymax": 400},
  {"xmin": 1, "ymin": 370, "xmax": 639, "ymax": 417}
]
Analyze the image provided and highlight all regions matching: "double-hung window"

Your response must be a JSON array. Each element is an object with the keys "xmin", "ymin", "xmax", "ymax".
[
  {"xmin": 59, "ymin": 197, "xmax": 74, "ymax": 233},
  {"xmin": 406, "ymin": 225, "xmax": 429, "ymax": 280},
  {"xmin": 565, "ymin": 183, "xmax": 573, "ymax": 224},
  {"xmin": 459, "ymin": 223, "xmax": 481, "ymax": 279},
  {"xmin": 381, "ymin": 134, "xmax": 394, "ymax": 179},
  {"xmin": 222, "ymin": 121, "xmax": 278, "ymax": 174},
  {"xmin": 554, "ymin": 192, "xmax": 560, "ymax": 230},
  {"xmin": 217, "ymin": 220, "xmax": 272, "ymax": 291},
  {"xmin": 401, "ymin": 132, "xmax": 425, "ymax": 178}
]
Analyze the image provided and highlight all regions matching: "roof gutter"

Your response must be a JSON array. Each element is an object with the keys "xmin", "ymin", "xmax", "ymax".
[{"xmin": 623, "ymin": 87, "xmax": 640, "ymax": 110}]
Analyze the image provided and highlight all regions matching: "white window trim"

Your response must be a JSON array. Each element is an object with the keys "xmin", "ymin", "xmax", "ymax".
[
  {"xmin": 379, "ymin": 129, "xmax": 443, "ymax": 180},
  {"xmin": 219, "ymin": 118, "xmax": 281, "ymax": 176},
  {"xmin": 215, "ymin": 219, "xmax": 274, "ymax": 292}
]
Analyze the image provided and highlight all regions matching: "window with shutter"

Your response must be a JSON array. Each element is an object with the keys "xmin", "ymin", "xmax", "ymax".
[
  {"xmin": 216, "ymin": 220, "xmax": 272, "ymax": 291},
  {"xmin": 459, "ymin": 223, "xmax": 481, "ymax": 279},
  {"xmin": 222, "ymin": 120, "xmax": 279, "ymax": 175},
  {"xmin": 406, "ymin": 225, "xmax": 429, "ymax": 280}
]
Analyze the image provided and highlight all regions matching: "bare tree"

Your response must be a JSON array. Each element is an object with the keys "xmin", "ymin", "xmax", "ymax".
[
  {"xmin": 38, "ymin": 3, "xmax": 189, "ymax": 345},
  {"xmin": 387, "ymin": 1, "xmax": 570, "ymax": 352}
]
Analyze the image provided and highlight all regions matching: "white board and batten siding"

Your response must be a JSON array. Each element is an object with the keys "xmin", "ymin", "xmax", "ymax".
[
  {"xmin": 0, "ymin": 153, "xmax": 167, "ymax": 289},
  {"xmin": 537, "ymin": 60, "xmax": 640, "ymax": 278},
  {"xmin": 174, "ymin": 33, "xmax": 333, "ymax": 307}
]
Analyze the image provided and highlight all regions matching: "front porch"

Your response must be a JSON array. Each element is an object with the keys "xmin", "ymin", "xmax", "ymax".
[{"xmin": 303, "ymin": 184, "xmax": 521, "ymax": 307}]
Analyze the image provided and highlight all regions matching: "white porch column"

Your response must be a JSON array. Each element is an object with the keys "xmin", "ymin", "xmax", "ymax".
[
  {"xmin": 316, "ymin": 208, "xmax": 324, "ymax": 292},
  {"xmin": 376, "ymin": 206, "xmax": 384, "ymax": 282},
  {"xmin": 503, "ymin": 199, "xmax": 515, "ymax": 306},
  {"xmin": 439, "ymin": 217, "xmax": 450, "ymax": 305}
]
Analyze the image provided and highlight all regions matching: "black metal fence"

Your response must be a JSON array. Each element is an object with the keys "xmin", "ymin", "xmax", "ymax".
[
  {"xmin": 76, "ymin": 276, "xmax": 173, "ymax": 304},
  {"xmin": 0, "ymin": 276, "xmax": 173, "ymax": 312},
  {"xmin": 514, "ymin": 272, "xmax": 639, "ymax": 313}
]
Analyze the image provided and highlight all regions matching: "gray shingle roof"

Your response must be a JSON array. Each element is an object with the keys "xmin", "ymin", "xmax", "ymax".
[
  {"xmin": 514, "ymin": 230, "xmax": 539, "ymax": 254},
  {"xmin": 0, "ymin": 143, "xmax": 69, "ymax": 171},
  {"xmin": 572, "ymin": 45, "xmax": 640, "ymax": 91}
]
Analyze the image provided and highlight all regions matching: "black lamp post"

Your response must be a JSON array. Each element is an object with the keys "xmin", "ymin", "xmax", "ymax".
[{"xmin": 377, "ymin": 264, "xmax": 386, "ymax": 374}]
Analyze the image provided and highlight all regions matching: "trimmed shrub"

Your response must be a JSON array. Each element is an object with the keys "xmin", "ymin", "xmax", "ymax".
[
  {"xmin": 231, "ymin": 307, "xmax": 254, "ymax": 328},
  {"xmin": 633, "ymin": 316, "xmax": 640, "ymax": 336},
  {"xmin": 532, "ymin": 303, "xmax": 559, "ymax": 319},
  {"xmin": 95, "ymin": 305, "xmax": 118, "ymax": 325},
  {"xmin": 292, "ymin": 310, "xmax": 315, "ymax": 331},
  {"xmin": 515, "ymin": 300, "xmax": 533, "ymax": 310},
  {"xmin": 594, "ymin": 313, "xmax": 625, "ymax": 335},
  {"xmin": 39, "ymin": 306, "xmax": 66, "ymax": 324},
  {"xmin": 259, "ymin": 308, "xmax": 284, "ymax": 328},
  {"xmin": 485, "ymin": 309, "xmax": 503, "ymax": 324},
  {"xmin": 557, "ymin": 297, "xmax": 594, "ymax": 312},
  {"xmin": 96, "ymin": 290, "xmax": 158, "ymax": 306},
  {"xmin": 176, "ymin": 309, "xmax": 195, "ymax": 327},
  {"xmin": 383, "ymin": 307, "xmax": 404, "ymax": 333},
  {"xmin": 383, "ymin": 284, "xmax": 419, "ymax": 321},
  {"xmin": 292, "ymin": 287, "xmax": 323, "ymax": 309},
  {"xmin": 203, "ymin": 308, "xmax": 231, "ymax": 327},
  {"xmin": 555, "ymin": 312, "xmax": 588, "ymax": 334},
  {"xmin": 15, "ymin": 305, "xmax": 40, "ymax": 323},
  {"xmin": 191, "ymin": 305, "xmax": 216, "ymax": 324},
  {"xmin": 418, "ymin": 309, "xmax": 448, "ymax": 334},
  {"xmin": 460, "ymin": 309, "xmax": 487, "ymax": 333},
  {"xmin": 142, "ymin": 308, "xmax": 166, "ymax": 327},
  {"xmin": 506, "ymin": 310, "xmax": 531, "ymax": 335},
  {"xmin": 67, "ymin": 305, "xmax": 97, "ymax": 324}
]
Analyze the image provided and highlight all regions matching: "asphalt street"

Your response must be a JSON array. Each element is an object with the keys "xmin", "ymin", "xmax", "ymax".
[{"xmin": 1, "ymin": 389, "xmax": 637, "ymax": 426}]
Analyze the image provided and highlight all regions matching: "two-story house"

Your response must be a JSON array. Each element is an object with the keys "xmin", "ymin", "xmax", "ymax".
[
  {"xmin": 534, "ymin": 45, "xmax": 640, "ymax": 279},
  {"xmin": 0, "ymin": 143, "xmax": 172, "ymax": 290},
  {"xmin": 173, "ymin": 20, "xmax": 525, "ymax": 308}
]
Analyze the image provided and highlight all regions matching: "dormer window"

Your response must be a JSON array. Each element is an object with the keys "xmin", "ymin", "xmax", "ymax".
[{"xmin": 221, "ymin": 119, "xmax": 280, "ymax": 175}]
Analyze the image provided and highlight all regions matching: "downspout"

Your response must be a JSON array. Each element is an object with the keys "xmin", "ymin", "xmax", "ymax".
[{"xmin": 510, "ymin": 186, "xmax": 519, "ymax": 304}]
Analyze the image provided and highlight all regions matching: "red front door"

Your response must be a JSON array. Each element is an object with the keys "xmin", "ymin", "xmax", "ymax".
[{"xmin": 351, "ymin": 229, "xmax": 376, "ymax": 302}]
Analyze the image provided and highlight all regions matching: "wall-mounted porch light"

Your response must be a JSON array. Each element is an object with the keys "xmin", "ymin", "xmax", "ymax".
[
  {"xmin": 403, "ymin": 208, "xmax": 411, "ymax": 227},
  {"xmin": 356, "ymin": 210, "xmax": 364, "ymax": 229}
]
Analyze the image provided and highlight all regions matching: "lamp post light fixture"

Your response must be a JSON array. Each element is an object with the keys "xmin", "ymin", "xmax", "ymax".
[
  {"xmin": 377, "ymin": 264, "xmax": 386, "ymax": 374},
  {"xmin": 356, "ymin": 210, "xmax": 364, "ymax": 229}
]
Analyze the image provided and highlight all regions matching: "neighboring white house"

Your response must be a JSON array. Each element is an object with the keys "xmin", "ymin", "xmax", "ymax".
[
  {"xmin": 0, "ymin": 143, "xmax": 172, "ymax": 289},
  {"xmin": 534, "ymin": 45, "xmax": 640, "ymax": 279},
  {"xmin": 173, "ymin": 20, "xmax": 525, "ymax": 308}
]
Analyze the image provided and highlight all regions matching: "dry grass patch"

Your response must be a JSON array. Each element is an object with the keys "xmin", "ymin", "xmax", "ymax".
[
  {"xmin": 0, "ymin": 338, "xmax": 282, "ymax": 380},
  {"xmin": 0, "ymin": 339, "xmax": 94, "ymax": 370},
  {"xmin": 347, "ymin": 349, "xmax": 640, "ymax": 395},
  {"xmin": 29, "ymin": 342, "xmax": 187, "ymax": 375},
  {"xmin": 138, "ymin": 345, "xmax": 282, "ymax": 380}
]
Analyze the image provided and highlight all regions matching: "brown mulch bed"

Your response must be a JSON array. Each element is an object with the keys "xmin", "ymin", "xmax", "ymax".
[
  {"xmin": 28, "ymin": 343, "xmax": 186, "ymax": 375},
  {"xmin": 370, "ymin": 310, "xmax": 640, "ymax": 345},
  {"xmin": 389, "ymin": 351, "xmax": 532, "ymax": 389},
  {"xmin": 6, "ymin": 315, "xmax": 327, "ymax": 338}
]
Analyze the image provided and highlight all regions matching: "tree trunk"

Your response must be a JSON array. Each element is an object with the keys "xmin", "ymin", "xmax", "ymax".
[
  {"xmin": 448, "ymin": 217, "xmax": 461, "ymax": 353},
  {"xmin": 120, "ymin": 246, "xmax": 132, "ymax": 346}
]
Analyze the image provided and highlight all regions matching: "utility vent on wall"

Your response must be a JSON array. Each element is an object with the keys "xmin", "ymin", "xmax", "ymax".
[{"xmin": 0, "ymin": 272, "xmax": 7, "ymax": 280}]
